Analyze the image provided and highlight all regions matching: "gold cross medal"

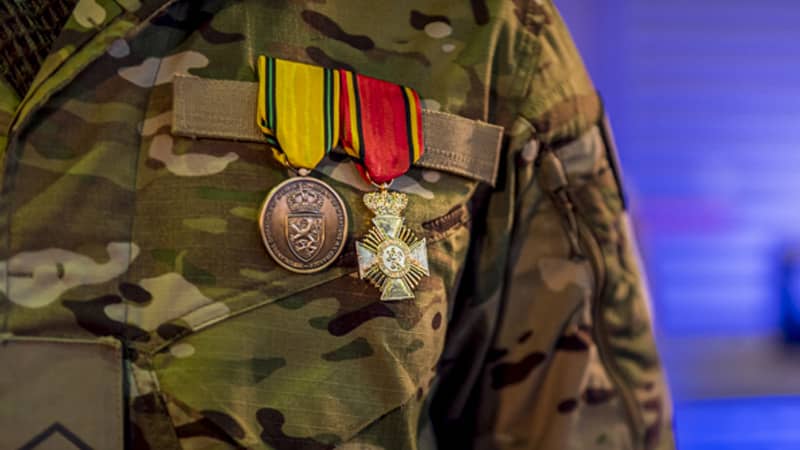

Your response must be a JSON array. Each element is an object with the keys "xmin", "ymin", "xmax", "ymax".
[
  {"xmin": 356, "ymin": 189, "xmax": 429, "ymax": 300},
  {"xmin": 340, "ymin": 70, "xmax": 429, "ymax": 300}
]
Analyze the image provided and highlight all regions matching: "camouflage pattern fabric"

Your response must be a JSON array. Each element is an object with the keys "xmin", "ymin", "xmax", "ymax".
[{"xmin": 0, "ymin": 1, "xmax": 675, "ymax": 449}]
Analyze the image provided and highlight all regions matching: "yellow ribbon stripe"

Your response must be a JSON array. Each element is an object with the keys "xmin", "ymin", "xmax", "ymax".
[
  {"xmin": 256, "ymin": 55, "xmax": 340, "ymax": 170},
  {"xmin": 403, "ymin": 86, "xmax": 423, "ymax": 162}
]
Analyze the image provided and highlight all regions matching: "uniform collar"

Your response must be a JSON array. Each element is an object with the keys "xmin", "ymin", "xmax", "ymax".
[
  {"xmin": 10, "ymin": 0, "xmax": 175, "ymax": 134},
  {"xmin": 30, "ymin": 0, "xmax": 175, "ymax": 99}
]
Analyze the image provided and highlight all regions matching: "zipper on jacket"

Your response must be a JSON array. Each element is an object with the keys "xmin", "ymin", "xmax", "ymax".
[
  {"xmin": 576, "ymin": 214, "xmax": 646, "ymax": 447},
  {"xmin": 536, "ymin": 148, "xmax": 646, "ymax": 448}
]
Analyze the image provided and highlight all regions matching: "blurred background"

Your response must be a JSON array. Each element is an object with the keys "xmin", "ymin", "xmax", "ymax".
[{"xmin": 556, "ymin": 1, "xmax": 800, "ymax": 449}]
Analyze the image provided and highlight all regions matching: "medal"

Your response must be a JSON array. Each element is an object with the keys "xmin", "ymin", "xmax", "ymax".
[
  {"xmin": 340, "ymin": 70, "xmax": 430, "ymax": 300},
  {"xmin": 355, "ymin": 189, "xmax": 429, "ymax": 300},
  {"xmin": 254, "ymin": 55, "xmax": 430, "ymax": 296},
  {"xmin": 260, "ymin": 175, "xmax": 347, "ymax": 273},
  {"xmin": 256, "ymin": 56, "xmax": 347, "ymax": 273}
]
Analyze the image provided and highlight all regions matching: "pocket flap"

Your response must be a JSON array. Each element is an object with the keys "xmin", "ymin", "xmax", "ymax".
[{"xmin": 0, "ymin": 335, "xmax": 123, "ymax": 450}]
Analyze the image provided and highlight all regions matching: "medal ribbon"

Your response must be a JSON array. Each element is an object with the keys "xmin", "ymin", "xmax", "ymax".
[
  {"xmin": 257, "ymin": 55, "xmax": 340, "ymax": 169},
  {"xmin": 340, "ymin": 70, "xmax": 424, "ymax": 184}
]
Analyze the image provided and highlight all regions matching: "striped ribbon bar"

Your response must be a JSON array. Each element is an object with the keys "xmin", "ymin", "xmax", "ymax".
[
  {"xmin": 340, "ymin": 70, "xmax": 424, "ymax": 184},
  {"xmin": 256, "ymin": 55, "xmax": 340, "ymax": 169}
]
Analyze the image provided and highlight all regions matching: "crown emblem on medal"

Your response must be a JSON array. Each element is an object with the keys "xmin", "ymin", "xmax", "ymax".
[
  {"xmin": 287, "ymin": 184, "xmax": 325, "ymax": 213},
  {"xmin": 363, "ymin": 190, "xmax": 407, "ymax": 217}
]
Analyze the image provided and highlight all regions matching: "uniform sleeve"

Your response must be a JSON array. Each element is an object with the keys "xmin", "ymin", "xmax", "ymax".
[{"xmin": 428, "ymin": 2, "xmax": 676, "ymax": 449}]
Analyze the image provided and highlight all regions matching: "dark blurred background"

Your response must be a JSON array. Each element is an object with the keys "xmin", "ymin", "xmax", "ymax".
[{"xmin": 556, "ymin": 1, "xmax": 800, "ymax": 449}]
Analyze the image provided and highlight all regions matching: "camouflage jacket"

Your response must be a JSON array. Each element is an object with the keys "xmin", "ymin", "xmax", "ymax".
[{"xmin": 0, "ymin": 1, "xmax": 675, "ymax": 449}]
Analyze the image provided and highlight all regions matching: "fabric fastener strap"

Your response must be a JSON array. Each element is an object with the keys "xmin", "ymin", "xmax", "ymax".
[{"xmin": 172, "ymin": 75, "xmax": 504, "ymax": 186}]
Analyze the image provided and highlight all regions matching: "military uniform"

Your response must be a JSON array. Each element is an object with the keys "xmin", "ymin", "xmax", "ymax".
[{"xmin": 0, "ymin": 1, "xmax": 675, "ymax": 449}]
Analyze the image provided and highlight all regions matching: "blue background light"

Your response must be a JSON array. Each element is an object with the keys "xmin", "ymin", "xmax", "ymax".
[{"xmin": 556, "ymin": 1, "xmax": 800, "ymax": 448}]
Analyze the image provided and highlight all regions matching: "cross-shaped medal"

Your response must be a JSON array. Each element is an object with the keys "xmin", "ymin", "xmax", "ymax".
[{"xmin": 356, "ymin": 190, "xmax": 429, "ymax": 300}]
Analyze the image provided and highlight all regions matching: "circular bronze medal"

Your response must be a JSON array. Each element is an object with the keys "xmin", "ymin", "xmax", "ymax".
[{"xmin": 259, "ymin": 177, "xmax": 348, "ymax": 273}]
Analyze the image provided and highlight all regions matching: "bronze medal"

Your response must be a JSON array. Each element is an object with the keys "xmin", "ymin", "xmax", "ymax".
[{"xmin": 259, "ymin": 177, "xmax": 348, "ymax": 274}]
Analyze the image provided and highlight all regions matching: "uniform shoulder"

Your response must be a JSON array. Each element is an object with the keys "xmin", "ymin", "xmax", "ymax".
[{"xmin": 495, "ymin": 0, "xmax": 601, "ymax": 144}]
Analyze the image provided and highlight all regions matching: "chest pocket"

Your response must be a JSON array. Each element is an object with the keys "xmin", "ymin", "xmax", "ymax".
[{"xmin": 124, "ymin": 75, "xmax": 503, "ymax": 447}]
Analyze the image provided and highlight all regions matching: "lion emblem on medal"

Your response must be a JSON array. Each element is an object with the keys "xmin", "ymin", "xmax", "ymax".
[{"xmin": 286, "ymin": 187, "xmax": 325, "ymax": 262}]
